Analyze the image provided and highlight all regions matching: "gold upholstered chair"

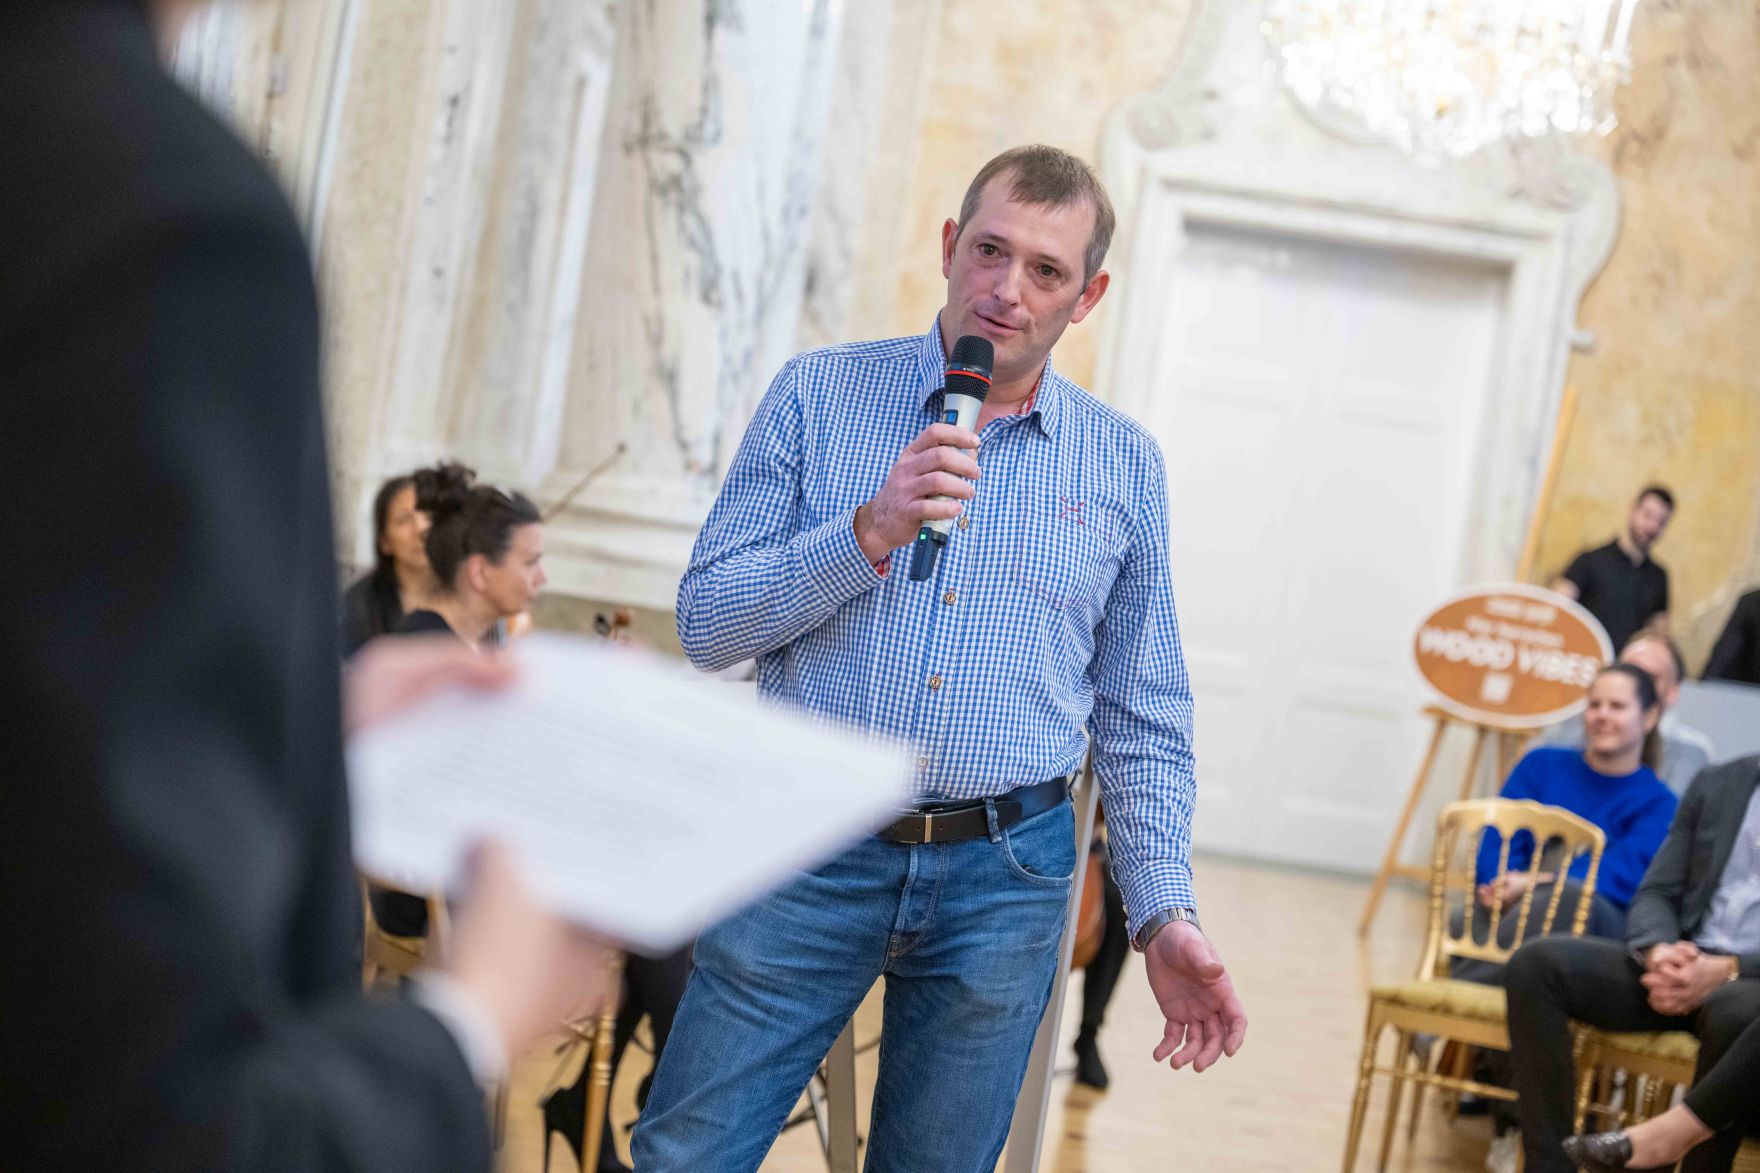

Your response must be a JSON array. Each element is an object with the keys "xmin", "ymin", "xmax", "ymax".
[
  {"xmin": 357, "ymin": 876, "xmax": 510, "ymax": 1148},
  {"xmin": 359, "ymin": 874, "xmax": 447, "ymax": 989},
  {"xmin": 1574, "ymin": 1029, "xmax": 1760, "ymax": 1171},
  {"xmin": 1340, "ymin": 798, "xmax": 1606, "ymax": 1172}
]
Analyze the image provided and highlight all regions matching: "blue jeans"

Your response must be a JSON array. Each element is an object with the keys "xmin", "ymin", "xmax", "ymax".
[{"xmin": 630, "ymin": 799, "xmax": 1076, "ymax": 1173}]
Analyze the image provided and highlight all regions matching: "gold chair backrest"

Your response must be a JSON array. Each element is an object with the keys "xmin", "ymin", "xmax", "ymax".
[
  {"xmin": 1417, "ymin": 798, "xmax": 1606, "ymax": 980},
  {"xmin": 358, "ymin": 874, "xmax": 449, "ymax": 988}
]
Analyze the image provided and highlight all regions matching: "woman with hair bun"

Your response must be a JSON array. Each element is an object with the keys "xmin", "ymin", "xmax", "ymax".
[
  {"xmin": 396, "ymin": 462, "xmax": 546, "ymax": 647},
  {"xmin": 368, "ymin": 462, "xmax": 547, "ymax": 939}
]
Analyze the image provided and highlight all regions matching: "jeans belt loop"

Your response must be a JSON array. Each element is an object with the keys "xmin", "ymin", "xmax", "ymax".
[{"xmin": 982, "ymin": 796, "xmax": 1002, "ymax": 843}]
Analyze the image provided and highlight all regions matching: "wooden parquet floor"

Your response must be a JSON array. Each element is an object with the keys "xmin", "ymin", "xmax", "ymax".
[{"xmin": 498, "ymin": 855, "xmax": 1500, "ymax": 1172}]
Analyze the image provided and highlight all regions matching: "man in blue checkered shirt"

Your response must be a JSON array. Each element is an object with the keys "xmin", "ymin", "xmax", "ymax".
[{"xmin": 633, "ymin": 145, "xmax": 1247, "ymax": 1172}]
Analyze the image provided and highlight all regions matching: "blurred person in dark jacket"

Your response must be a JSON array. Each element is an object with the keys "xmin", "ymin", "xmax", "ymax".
[{"xmin": 0, "ymin": 1, "xmax": 610, "ymax": 1169}]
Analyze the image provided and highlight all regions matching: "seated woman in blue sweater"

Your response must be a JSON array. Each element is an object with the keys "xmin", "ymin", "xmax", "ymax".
[{"xmin": 1456, "ymin": 663, "xmax": 1679, "ymax": 983}]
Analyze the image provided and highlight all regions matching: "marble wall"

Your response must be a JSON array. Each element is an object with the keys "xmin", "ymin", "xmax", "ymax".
[
  {"xmin": 838, "ymin": 0, "xmax": 1758, "ymax": 671},
  {"xmin": 174, "ymin": 0, "xmax": 1759, "ymax": 658},
  {"xmin": 1531, "ymin": 0, "xmax": 1760, "ymax": 669},
  {"xmin": 540, "ymin": 0, "xmax": 847, "ymax": 609}
]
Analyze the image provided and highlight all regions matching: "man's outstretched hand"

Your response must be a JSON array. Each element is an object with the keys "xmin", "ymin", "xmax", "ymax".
[{"xmin": 1144, "ymin": 920, "xmax": 1248, "ymax": 1073}]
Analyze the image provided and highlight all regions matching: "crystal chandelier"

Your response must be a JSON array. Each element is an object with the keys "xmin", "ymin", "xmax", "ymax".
[{"xmin": 1261, "ymin": 1, "xmax": 1641, "ymax": 159}]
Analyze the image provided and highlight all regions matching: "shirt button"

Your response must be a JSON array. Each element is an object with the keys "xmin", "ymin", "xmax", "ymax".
[
  {"xmin": 916, "ymin": 755, "xmax": 930, "ymax": 768},
  {"xmin": 943, "ymin": 590, "xmax": 957, "ymax": 605},
  {"xmin": 928, "ymin": 674, "xmax": 943, "ymax": 690},
  {"xmin": 957, "ymin": 516, "xmax": 970, "ymax": 530}
]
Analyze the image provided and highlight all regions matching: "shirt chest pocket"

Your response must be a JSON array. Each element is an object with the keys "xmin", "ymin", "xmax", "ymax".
[{"xmin": 1012, "ymin": 495, "xmax": 1123, "ymax": 614}]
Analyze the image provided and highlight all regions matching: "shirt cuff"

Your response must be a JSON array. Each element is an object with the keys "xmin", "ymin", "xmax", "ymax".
[
  {"xmin": 1118, "ymin": 860, "xmax": 1197, "ymax": 943},
  {"xmin": 409, "ymin": 970, "xmax": 508, "ymax": 1086},
  {"xmin": 796, "ymin": 506, "xmax": 887, "ymax": 605}
]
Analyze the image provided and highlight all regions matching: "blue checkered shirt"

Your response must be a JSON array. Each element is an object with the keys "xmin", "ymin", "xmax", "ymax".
[{"xmin": 677, "ymin": 321, "xmax": 1197, "ymax": 935}]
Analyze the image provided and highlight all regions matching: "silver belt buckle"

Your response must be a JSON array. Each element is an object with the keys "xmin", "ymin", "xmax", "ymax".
[{"xmin": 922, "ymin": 809, "xmax": 934, "ymax": 843}]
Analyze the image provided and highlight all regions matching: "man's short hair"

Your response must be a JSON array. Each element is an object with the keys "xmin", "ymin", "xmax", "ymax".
[
  {"xmin": 1636, "ymin": 484, "xmax": 1676, "ymax": 512},
  {"xmin": 1621, "ymin": 628, "xmax": 1687, "ymax": 686},
  {"xmin": 955, "ymin": 144, "xmax": 1115, "ymax": 283}
]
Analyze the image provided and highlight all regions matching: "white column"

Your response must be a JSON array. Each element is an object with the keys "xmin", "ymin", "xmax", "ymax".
[{"xmin": 543, "ymin": 0, "xmax": 847, "ymax": 608}]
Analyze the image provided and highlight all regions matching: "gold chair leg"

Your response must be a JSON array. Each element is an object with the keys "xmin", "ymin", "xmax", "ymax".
[
  {"xmin": 1406, "ymin": 1039, "xmax": 1430, "ymax": 1144},
  {"xmin": 580, "ymin": 952, "xmax": 626, "ymax": 1172},
  {"xmin": 1573, "ymin": 1038, "xmax": 1599, "ymax": 1136},
  {"xmin": 1342, "ymin": 1004, "xmax": 1385, "ymax": 1173},
  {"xmin": 1378, "ymin": 1031, "xmax": 1411, "ymax": 1172},
  {"xmin": 1639, "ymin": 1076, "xmax": 1663, "ymax": 1125},
  {"xmin": 491, "ymin": 1080, "xmax": 508, "ymax": 1151}
]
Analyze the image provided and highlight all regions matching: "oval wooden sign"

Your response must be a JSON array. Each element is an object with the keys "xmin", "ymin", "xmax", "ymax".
[{"xmin": 1413, "ymin": 583, "xmax": 1613, "ymax": 728}]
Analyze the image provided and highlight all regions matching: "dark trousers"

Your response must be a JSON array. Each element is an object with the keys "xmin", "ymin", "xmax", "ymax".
[
  {"xmin": 1506, "ymin": 936, "xmax": 1760, "ymax": 1173},
  {"xmin": 594, "ymin": 944, "xmax": 696, "ymax": 1162},
  {"xmin": 1078, "ymin": 862, "xmax": 1129, "ymax": 1039}
]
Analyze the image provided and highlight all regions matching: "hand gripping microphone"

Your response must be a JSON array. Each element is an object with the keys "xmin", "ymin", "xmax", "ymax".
[{"xmin": 908, "ymin": 334, "xmax": 992, "ymax": 581}]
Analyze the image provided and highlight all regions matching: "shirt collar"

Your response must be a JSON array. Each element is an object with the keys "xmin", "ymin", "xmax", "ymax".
[{"xmin": 915, "ymin": 317, "xmax": 1060, "ymax": 438}]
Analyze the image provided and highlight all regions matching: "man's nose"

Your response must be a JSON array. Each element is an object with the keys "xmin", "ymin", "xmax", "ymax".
[{"xmin": 994, "ymin": 262, "xmax": 1023, "ymax": 306}]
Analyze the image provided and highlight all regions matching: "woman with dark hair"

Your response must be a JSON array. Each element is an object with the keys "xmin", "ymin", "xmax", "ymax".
[
  {"xmin": 368, "ymin": 463, "xmax": 545, "ymax": 941},
  {"xmin": 1457, "ymin": 664, "xmax": 1681, "ymax": 1171},
  {"xmin": 339, "ymin": 473, "xmax": 435, "ymax": 657},
  {"xmin": 1458, "ymin": 664, "xmax": 1678, "ymax": 987},
  {"xmin": 396, "ymin": 462, "xmax": 546, "ymax": 646},
  {"xmin": 1471, "ymin": 664, "xmax": 1678, "ymax": 942}
]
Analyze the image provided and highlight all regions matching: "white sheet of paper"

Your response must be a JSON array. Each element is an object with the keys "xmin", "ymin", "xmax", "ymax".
[{"xmin": 347, "ymin": 634, "xmax": 913, "ymax": 954}]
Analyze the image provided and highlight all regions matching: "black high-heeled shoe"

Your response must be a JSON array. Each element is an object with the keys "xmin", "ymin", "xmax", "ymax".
[
  {"xmin": 541, "ymin": 1067, "xmax": 587, "ymax": 1171},
  {"xmin": 1073, "ymin": 1031, "xmax": 1110, "ymax": 1090},
  {"xmin": 541, "ymin": 1067, "xmax": 633, "ymax": 1173},
  {"xmin": 1562, "ymin": 1131, "xmax": 1637, "ymax": 1170}
]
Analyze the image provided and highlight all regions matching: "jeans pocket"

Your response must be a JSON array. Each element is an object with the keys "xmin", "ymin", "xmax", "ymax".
[{"xmin": 1000, "ymin": 802, "xmax": 1077, "ymax": 886}]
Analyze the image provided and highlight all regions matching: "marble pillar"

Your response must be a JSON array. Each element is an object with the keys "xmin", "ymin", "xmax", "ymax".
[
  {"xmin": 320, "ymin": 0, "xmax": 616, "ymax": 566},
  {"xmin": 542, "ymin": 0, "xmax": 847, "ymax": 608}
]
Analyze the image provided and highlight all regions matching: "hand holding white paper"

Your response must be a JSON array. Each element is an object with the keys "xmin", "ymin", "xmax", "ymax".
[{"xmin": 347, "ymin": 634, "xmax": 914, "ymax": 954}]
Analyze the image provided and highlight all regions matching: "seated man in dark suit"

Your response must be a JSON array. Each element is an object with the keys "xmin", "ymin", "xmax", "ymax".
[
  {"xmin": 1704, "ymin": 588, "xmax": 1760, "ymax": 687},
  {"xmin": 1505, "ymin": 755, "xmax": 1760, "ymax": 1172}
]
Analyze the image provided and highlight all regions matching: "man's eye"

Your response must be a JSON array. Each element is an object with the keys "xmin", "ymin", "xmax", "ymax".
[
  {"xmin": 978, "ymin": 243, "xmax": 998, "ymax": 256},
  {"xmin": 1038, "ymin": 265, "xmax": 1057, "ymax": 279}
]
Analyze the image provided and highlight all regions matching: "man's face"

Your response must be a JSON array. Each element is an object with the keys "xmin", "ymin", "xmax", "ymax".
[
  {"xmin": 940, "ymin": 175, "xmax": 1109, "ymax": 384},
  {"xmin": 1619, "ymin": 638, "xmax": 1680, "ymax": 710},
  {"xmin": 1627, "ymin": 494, "xmax": 1673, "ymax": 553}
]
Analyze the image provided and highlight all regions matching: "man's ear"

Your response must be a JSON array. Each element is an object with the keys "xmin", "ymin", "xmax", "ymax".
[
  {"xmin": 1068, "ymin": 269, "xmax": 1110, "ymax": 325},
  {"xmin": 941, "ymin": 218, "xmax": 960, "ymax": 279}
]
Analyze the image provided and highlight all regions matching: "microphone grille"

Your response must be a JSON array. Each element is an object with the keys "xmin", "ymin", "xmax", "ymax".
[{"xmin": 950, "ymin": 334, "xmax": 994, "ymax": 374}]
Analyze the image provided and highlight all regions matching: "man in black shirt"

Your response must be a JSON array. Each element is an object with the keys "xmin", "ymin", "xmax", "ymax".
[
  {"xmin": 1552, "ymin": 485, "xmax": 1674, "ymax": 653},
  {"xmin": 1704, "ymin": 588, "xmax": 1760, "ymax": 686}
]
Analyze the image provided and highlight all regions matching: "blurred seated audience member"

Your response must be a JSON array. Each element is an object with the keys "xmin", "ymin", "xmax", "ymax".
[
  {"xmin": 542, "ymin": 944, "xmax": 695, "ymax": 1173},
  {"xmin": 397, "ymin": 462, "xmax": 544, "ymax": 647},
  {"xmin": 1703, "ymin": 588, "xmax": 1760, "ymax": 687},
  {"xmin": 1552, "ymin": 486, "xmax": 1675, "ymax": 653},
  {"xmin": 341, "ymin": 472, "xmax": 436, "ymax": 658},
  {"xmin": 1564, "ymin": 1009, "xmax": 1760, "ymax": 1171},
  {"xmin": 368, "ymin": 462, "xmax": 545, "ymax": 939},
  {"xmin": 1505, "ymin": 753, "xmax": 1760, "ymax": 1173},
  {"xmin": 1541, "ymin": 632, "xmax": 1715, "ymax": 797},
  {"xmin": 1, "ymin": 0, "xmax": 610, "ymax": 1166},
  {"xmin": 1455, "ymin": 664, "xmax": 1678, "ymax": 986},
  {"xmin": 1071, "ymin": 810, "xmax": 1130, "ymax": 1090}
]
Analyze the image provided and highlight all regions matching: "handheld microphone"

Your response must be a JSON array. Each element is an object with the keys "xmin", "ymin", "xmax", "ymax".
[{"xmin": 909, "ymin": 334, "xmax": 992, "ymax": 581}]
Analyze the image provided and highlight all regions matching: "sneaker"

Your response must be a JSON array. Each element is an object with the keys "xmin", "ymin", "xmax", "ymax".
[{"xmin": 1484, "ymin": 1130, "xmax": 1520, "ymax": 1173}]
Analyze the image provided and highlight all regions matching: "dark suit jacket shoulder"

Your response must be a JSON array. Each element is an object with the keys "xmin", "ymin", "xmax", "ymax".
[
  {"xmin": 0, "ymin": 4, "xmax": 489, "ymax": 1169},
  {"xmin": 1626, "ymin": 754, "xmax": 1760, "ymax": 978}
]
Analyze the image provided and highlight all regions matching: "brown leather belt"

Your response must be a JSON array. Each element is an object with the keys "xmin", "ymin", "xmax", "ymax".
[{"xmin": 875, "ymin": 777, "xmax": 1070, "ymax": 845}]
